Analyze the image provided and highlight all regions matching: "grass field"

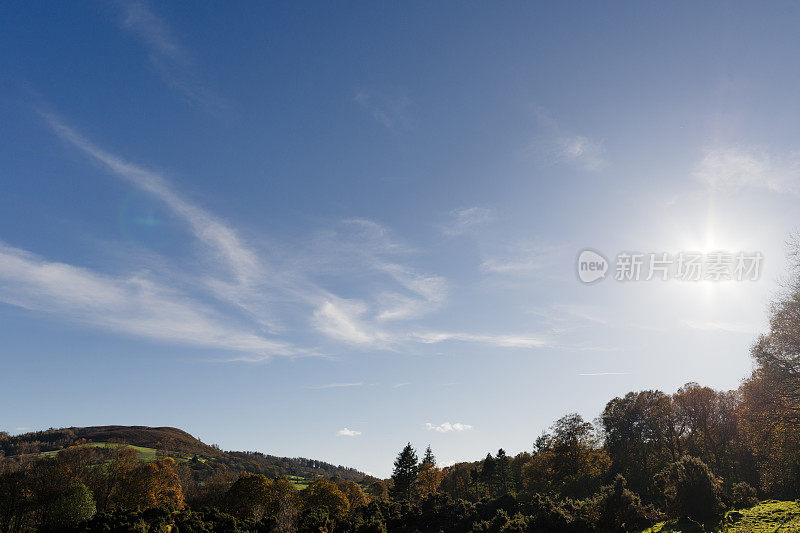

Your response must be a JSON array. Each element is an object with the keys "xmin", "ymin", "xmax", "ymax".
[
  {"xmin": 287, "ymin": 475, "xmax": 311, "ymax": 489},
  {"xmin": 38, "ymin": 442, "xmax": 203, "ymax": 463},
  {"xmin": 642, "ymin": 500, "xmax": 800, "ymax": 532}
]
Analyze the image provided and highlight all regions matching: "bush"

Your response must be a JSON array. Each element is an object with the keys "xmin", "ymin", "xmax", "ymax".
[
  {"xmin": 593, "ymin": 475, "xmax": 662, "ymax": 532},
  {"xmin": 731, "ymin": 481, "xmax": 758, "ymax": 509},
  {"xmin": 657, "ymin": 456, "xmax": 723, "ymax": 523},
  {"xmin": 45, "ymin": 484, "xmax": 96, "ymax": 531}
]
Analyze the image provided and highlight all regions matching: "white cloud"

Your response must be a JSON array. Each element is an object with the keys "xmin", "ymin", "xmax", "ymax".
[
  {"xmin": 313, "ymin": 299, "xmax": 386, "ymax": 345},
  {"xmin": 393, "ymin": 382, "xmax": 410, "ymax": 388},
  {"xmin": 354, "ymin": 90, "xmax": 411, "ymax": 130},
  {"xmin": 693, "ymin": 147, "xmax": 800, "ymax": 195},
  {"xmin": 410, "ymin": 331, "xmax": 548, "ymax": 348},
  {"xmin": 555, "ymin": 135, "xmax": 605, "ymax": 171},
  {"xmin": 118, "ymin": 1, "xmax": 222, "ymax": 109},
  {"xmin": 32, "ymin": 114, "xmax": 557, "ymax": 360},
  {"xmin": 375, "ymin": 263, "xmax": 446, "ymax": 321},
  {"xmin": 442, "ymin": 207, "xmax": 495, "ymax": 236},
  {"xmin": 42, "ymin": 114, "xmax": 290, "ymax": 333},
  {"xmin": 527, "ymin": 109, "xmax": 606, "ymax": 172},
  {"xmin": 681, "ymin": 319, "xmax": 757, "ymax": 333},
  {"xmin": 425, "ymin": 422, "xmax": 473, "ymax": 433},
  {"xmin": 337, "ymin": 427, "xmax": 362, "ymax": 437},
  {"xmin": 578, "ymin": 372, "xmax": 631, "ymax": 376},
  {"xmin": 481, "ymin": 258, "xmax": 543, "ymax": 274},
  {"xmin": 44, "ymin": 115, "xmax": 259, "ymax": 285},
  {"xmin": 305, "ymin": 382, "xmax": 364, "ymax": 390},
  {"xmin": 0, "ymin": 242, "xmax": 294, "ymax": 358}
]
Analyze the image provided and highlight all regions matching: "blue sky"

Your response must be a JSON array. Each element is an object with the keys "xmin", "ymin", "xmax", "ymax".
[{"xmin": 2, "ymin": 1, "xmax": 800, "ymax": 476}]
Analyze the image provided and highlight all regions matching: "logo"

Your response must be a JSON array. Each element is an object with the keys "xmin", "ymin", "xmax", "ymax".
[{"xmin": 577, "ymin": 249, "xmax": 609, "ymax": 284}]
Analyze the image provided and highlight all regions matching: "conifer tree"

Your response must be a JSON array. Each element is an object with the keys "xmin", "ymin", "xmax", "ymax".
[
  {"xmin": 480, "ymin": 453, "xmax": 496, "ymax": 497},
  {"xmin": 391, "ymin": 443, "xmax": 419, "ymax": 501},
  {"xmin": 495, "ymin": 448, "xmax": 510, "ymax": 495},
  {"xmin": 422, "ymin": 445, "xmax": 435, "ymax": 466}
]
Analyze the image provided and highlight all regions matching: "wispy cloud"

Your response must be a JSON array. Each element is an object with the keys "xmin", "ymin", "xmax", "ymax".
[
  {"xmin": 33, "ymin": 112, "xmax": 554, "ymax": 360},
  {"xmin": 117, "ymin": 1, "xmax": 222, "ymax": 110},
  {"xmin": 555, "ymin": 135, "xmax": 605, "ymax": 171},
  {"xmin": 411, "ymin": 331, "xmax": 549, "ymax": 348},
  {"xmin": 442, "ymin": 207, "xmax": 495, "ymax": 237},
  {"xmin": 0, "ymin": 242, "xmax": 293, "ymax": 357},
  {"xmin": 42, "ymin": 113, "xmax": 288, "ymax": 332},
  {"xmin": 693, "ymin": 147, "xmax": 800, "ymax": 195},
  {"xmin": 425, "ymin": 422, "xmax": 472, "ymax": 433},
  {"xmin": 354, "ymin": 90, "xmax": 411, "ymax": 130},
  {"xmin": 681, "ymin": 319, "xmax": 757, "ymax": 333},
  {"xmin": 313, "ymin": 298, "xmax": 387, "ymax": 345},
  {"xmin": 527, "ymin": 109, "xmax": 606, "ymax": 171},
  {"xmin": 337, "ymin": 427, "xmax": 362, "ymax": 437},
  {"xmin": 393, "ymin": 382, "xmax": 410, "ymax": 388},
  {"xmin": 44, "ymin": 114, "xmax": 259, "ymax": 285},
  {"xmin": 578, "ymin": 372, "xmax": 631, "ymax": 376},
  {"xmin": 305, "ymin": 382, "xmax": 364, "ymax": 390},
  {"xmin": 480, "ymin": 242, "xmax": 564, "ymax": 275}
]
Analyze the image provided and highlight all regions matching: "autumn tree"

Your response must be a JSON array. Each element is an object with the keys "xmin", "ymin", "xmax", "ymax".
[
  {"xmin": 124, "ymin": 456, "xmax": 184, "ymax": 510},
  {"xmin": 300, "ymin": 478, "xmax": 349, "ymax": 522},
  {"xmin": 336, "ymin": 479, "xmax": 367, "ymax": 511},
  {"xmin": 267, "ymin": 477, "xmax": 300, "ymax": 530},
  {"xmin": 417, "ymin": 462, "xmax": 444, "ymax": 499},
  {"xmin": 738, "ymin": 248, "xmax": 800, "ymax": 495},
  {"xmin": 225, "ymin": 472, "xmax": 271, "ymax": 521},
  {"xmin": 523, "ymin": 413, "xmax": 610, "ymax": 499},
  {"xmin": 88, "ymin": 446, "xmax": 139, "ymax": 510}
]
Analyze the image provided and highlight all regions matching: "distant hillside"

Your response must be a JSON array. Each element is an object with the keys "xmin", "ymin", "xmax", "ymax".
[{"xmin": 0, "ymin": 425, "xmax": 373, "ymax": 483}]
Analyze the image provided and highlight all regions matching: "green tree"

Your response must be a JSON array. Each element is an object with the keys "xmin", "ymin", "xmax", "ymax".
[
  {"xmin": 495, "ymin": 449, "xmax": 510, "ymax": 495},
  {"xmin": 480, "ymin": 453, "xmax": 496, "ymax": 497},
  {"xmin": 367, "ymin": 480, "xmax": 388, "ymax": 501},
  {"xmin": 422, "ymin": 445, "xmax": 435, "ymax": 466},
  {"xmin": 657, "ymin": 456, "xmax": 723, "ymax": 523},
  {"xmin": 45, "ymin": 484, "xmax": 96, "ymax": 530},
  {"xmin": 391, "ymin": 443, "xmax": 419, "ymax": 502}
]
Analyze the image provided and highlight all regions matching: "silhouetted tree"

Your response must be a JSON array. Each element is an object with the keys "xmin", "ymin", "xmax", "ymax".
[{"xmin": 391, "ymin": 443, "xmax": 418, "ymax": 502}]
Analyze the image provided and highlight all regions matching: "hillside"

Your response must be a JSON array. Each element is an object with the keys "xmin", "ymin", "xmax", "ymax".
[
  {"xmin": 0, "ymin": 425, "xmax": 372, "ymax": 483},
  {"xmin": 641, "ymin": 500, "xmax": 800, "ymax": 532}
]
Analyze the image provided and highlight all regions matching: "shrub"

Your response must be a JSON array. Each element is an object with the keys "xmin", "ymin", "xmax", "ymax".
[
  {"xmin": 593, "ymin": 475, "xmax": 662, "ymax": 532},
  {"xmin": 731, "ymin": 481, "xmax": 758, "ymax": 509},
  {"xmin": 657, "ymin": 456, "xmax": 723, "ymax": 523},
  {"xmin": 45, "ymin": 484, "xmax": 96, "ymax": 531}
]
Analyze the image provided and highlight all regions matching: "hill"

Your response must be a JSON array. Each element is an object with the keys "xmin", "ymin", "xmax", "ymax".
[{"xmin": 0, "ymin": 425, "xmax": 373, "ymax": 484}]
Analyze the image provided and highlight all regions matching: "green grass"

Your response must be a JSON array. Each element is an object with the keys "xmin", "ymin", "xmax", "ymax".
[
  {"xmin": 642, "ymin": 500, "xmax": 800, "ymax": 532},
  {"xmin": 38, "ymin": 442, "xmax": 199, "ymax": 463},
  {"xmin": 287, "ymin": 475, "xmax": 310, "ymax": 489}
]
